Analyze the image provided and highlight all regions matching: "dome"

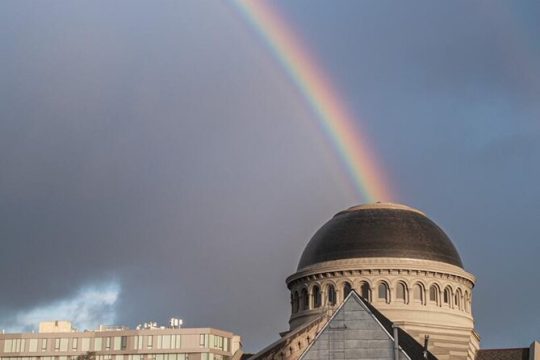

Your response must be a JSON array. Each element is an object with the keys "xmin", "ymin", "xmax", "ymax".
[{"xmin": 297, "ymin": 203, "xmax": 463, "ymax": 270}]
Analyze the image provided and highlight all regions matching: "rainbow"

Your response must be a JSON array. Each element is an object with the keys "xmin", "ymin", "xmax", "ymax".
[{"xmin": 231, "ymin": 0, "xmax": 393, "ymax": 202}]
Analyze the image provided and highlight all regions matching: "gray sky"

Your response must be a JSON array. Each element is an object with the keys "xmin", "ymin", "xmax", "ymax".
[{"xmin": 1, "ymin": 0, "xmax": 539, "ymax": 352}]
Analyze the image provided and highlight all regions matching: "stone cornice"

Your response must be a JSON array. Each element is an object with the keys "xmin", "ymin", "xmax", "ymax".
[{"xmin": 286, "ymin": 257, "xmax": 475, "ymax": 288}]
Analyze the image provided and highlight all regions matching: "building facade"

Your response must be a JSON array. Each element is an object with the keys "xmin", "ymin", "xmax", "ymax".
[
  {"xmin": 287, "ymin": 203, "xmax": 477, "ymax": 360},
  {"xmin": 250, "ymin": 202, "xmax": 539, "ymax": 360},
  {"xmin": 0, "ymin": 321, "xmax": 242, "ymax": 360}
]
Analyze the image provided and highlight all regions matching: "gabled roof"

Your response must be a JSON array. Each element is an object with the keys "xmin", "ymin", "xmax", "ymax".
[
  {"xmin": 249, "ymin": 291, "xmax": 437, "ymax": 360},
  {"xmin": 300, "ymin": 291, "xmax": 438, "ymax": 360},
  {"xmin": 356, "ymin": 293, "xmax": 438, "ymax": 360},
  {"xmin": 476, "ymin": 348, "xmax": 529, "ymax": 360}
]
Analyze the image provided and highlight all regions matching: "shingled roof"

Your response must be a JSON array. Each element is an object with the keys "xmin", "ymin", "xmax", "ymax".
[{"xmin": 476, "ymin": 348, "xmax": 529, "ymax": 360}]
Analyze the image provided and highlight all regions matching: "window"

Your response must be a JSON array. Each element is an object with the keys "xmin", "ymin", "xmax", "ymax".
[
  {"xmin": 290, "ymin": 293, "xmax": 294, "ymax": 313},
  {"xmin": 312, "ymin": 286, "xmax": 321, "ymax": 308},
  {"xmin": 55, "ymin": 339, "xmax": 61, "ymax": 351},
  {"xmin": 413, "ymin": 284, "xmax": 424, "ymax": 303},
  {"xmin": 113, "ymin": 337, "xmax": 121, "ymax": 351},
  {"xmin": 301, "ymin": 288, "xmax": 309, "ymax": 310},
  {"xmin": 360, "ymin": 282, "xmax": 370, "ymax": 301},
  {"xmin": 396, "ymin": 283, "xmax": 406, "ymax": 302},
  {"xmin": 94, "ymin": 338, "xmax": 102, "ymax": 351},
  {"xmin": 29, "ymin": 339, "xmax": 38, "ymax": 352},
  {"xmin": 327, "ymin": 285, "xmax": 336, "ymax": 306},
  {"xmin": 444, "ymin": 288, "xmax": 451, "ymax": 305},
  {"xmin": 4, "ymin": 339, "xmax": 12, "ymax": 352},
  {"xmin": 59, "ymin": 339, "xmax": 68, "ymax": 352},
  {"xmin": 81, "ymin": 338, "xmax": 90, "ymax": 352},
  {"xmin": 199, "ymin": 334, "xmax": 208, "ymax": 348},
  {"xmin": 41, "ymin": 339, "xmax": 48, "ymax": 352},
  {"xmin": 429, "ymin": 285, "xmax": 438, "ymax": 303},
  {"xmin": 378, "ymin": 283, "xmax": 389, "ymax": 302},
  {"xmin": 134, "ymin": 336, "xmax": 143, "ymax": 350},
  {"xmin": 121, "ymin": 336, "xmax": 128, "ymax": 350},
  {"xmin": 455, "ymin": 290, "xmax": 462, "ymax": 310},
  {"xmin": 71, "ymin": 338, "xmax": 78, "ymax": 351},
  {"xmin": 343, "ymin": 282, "xmax": 352, "ymax": 299},
  {"xmin": 147, "ymin": 336, "xmax": 153, "ymax": 349},
  {"xmin": 292, "ymin": 291, "xmax": 299, "ymax": 313}
]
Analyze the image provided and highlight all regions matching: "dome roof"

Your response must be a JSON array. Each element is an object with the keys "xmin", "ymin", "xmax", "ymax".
[{"xmin": 297, "ymin": 203, "xmax": 463, "ymax": 270}]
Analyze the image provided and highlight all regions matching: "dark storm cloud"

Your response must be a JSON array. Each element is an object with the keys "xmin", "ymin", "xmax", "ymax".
[
  {"xmin": 0, "ymin": 0, "xmax": 347, "ymax": 346},
  {"xmin": 1, "ymin": 0, "xmax": 539, "ymax": 352}
]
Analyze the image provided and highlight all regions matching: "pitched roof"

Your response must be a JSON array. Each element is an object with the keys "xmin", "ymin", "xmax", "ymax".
[
  {"xmin": 300, "ymin": 291, "xmax": 438, "ymax": 360},
  {"xmin": 250, "ymin": 291, "xmax": 438, "ymax": 360},
  {"xmin": 476, "ymin": 348, "xmax": 529, "ymax": 360},
  {"xmin": 357, "ymin": 293, "xmax": 438, "ymax": 360}
]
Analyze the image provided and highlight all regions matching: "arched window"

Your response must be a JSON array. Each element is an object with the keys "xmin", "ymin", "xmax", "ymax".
[
  {"xmin": 413, "ymin": 284, "xmax": 424, "ymax": 303},
  {"xmin": 343, "ymin": 282, "xmax": 352, "ymax": 299},
  {"xmin": 378, "ymin": 282, "xmax": 389, "ymax": 302},
  {"xmin": 464, "ymin": 291, "xmax": 470, "ymax": 313},
  {"xmin": 327, "ymin": 285, "xmax": 336, "ymax": 306},
  {"xmin": 396, "ymin": 283, "xmax": 407, "ymax": 302},
  {"xmin": 360, "ymin": 282, "xmax": 371, "ymax": 301},
  {"xmin": 301, "ymin": 288, "xmax": 309, "ymax": 310},
  {"xmin": 429, "ymin": 285, "xmax": 438, "ymax": 304},
  {"xmin": 312, "ymin": 286, "xmax": 321, "ymax": 308},
  {"xmin": 290, "ymin": 292, "xmax": 293, "ymax": 312},
  {"xmin": 443, "ymin": 287, "xmax": 451, "ymax": 306},
  {"xmin": 292, "ymin": 291, "xmax": 299, "ymax": 313},
  {"xmin": 455, "ymin": 291, "xmax": 461, "ymax": 310}
]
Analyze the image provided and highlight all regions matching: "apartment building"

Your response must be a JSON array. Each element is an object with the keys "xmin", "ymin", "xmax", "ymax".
[{"xmin": 0, "ymin": 321, "xmax": 242, "ymax": 360}]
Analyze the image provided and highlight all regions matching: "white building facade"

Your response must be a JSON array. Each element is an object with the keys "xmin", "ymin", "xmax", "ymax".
[{"xmin": 0, "ymin": 321, "xmax": 242, "ymax": 360}]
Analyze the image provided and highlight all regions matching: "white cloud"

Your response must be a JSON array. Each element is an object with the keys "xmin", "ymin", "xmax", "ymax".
[{"xmin": 5, "ymin": 281, "xmax": 121, "ymax": 332}]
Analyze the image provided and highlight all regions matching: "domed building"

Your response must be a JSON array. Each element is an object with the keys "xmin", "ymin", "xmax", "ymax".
[
  {"xmin": 286, "ymin": 203, "xmax": 478, "ymax": 359},
  {"xmin": 249, "ymin": 202, "xmax": 540, "ymax": 360},
  {"xmin": 249, "ymin": 202, "xmax": 539, "ymax": 360}
]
